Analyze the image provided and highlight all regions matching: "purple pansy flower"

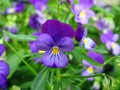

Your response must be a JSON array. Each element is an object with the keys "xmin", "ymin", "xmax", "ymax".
[
  {"xmin": 32, "ymin": 19, "xmax": 74, "ymax": 68},
  {"xmin": 72, "ymin": 0, "xmax": 95, "ymax": 24},
  {"xmin": 30, "ymin": 0, "xmax": 49, "ymax": 11},
  {"xmin": 75, "ymin": 24, "xmax": 96, "ymax": 50},
  {"xmin": 95, "ymin": 18, "xmax": 109, "ymax": 31},
  {"xmin": 5, "ymin": 1, "xmax": 24, "ymax": 14},
  {"xmin": 82, "ymin": 51, "xmax": 104, "ymax": 81},
  {"xmin": 100, "ymin": 31, "xmax": 120, "ymax": 55}
]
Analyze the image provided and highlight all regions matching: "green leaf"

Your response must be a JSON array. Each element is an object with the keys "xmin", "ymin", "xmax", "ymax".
[
  {"xmin": 71, "ymin": 47, "xmax": 102, "ymax": 67},
  {"xmin": 7, "ymin": 50, "xmax": 24, "ymax": 78},
  {"xmin": 31, "ymin": 67, "xmax": 50, "ymax": 90},
  {"xmin": 4, "ymin": 31, "xmax": 37, "ymax": 41}
]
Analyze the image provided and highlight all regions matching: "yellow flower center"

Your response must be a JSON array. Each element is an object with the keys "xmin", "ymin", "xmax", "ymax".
[
  {"xmin": 52, "ymin": 46, "xmax": 60, "ymax": 55},
  {"xmin": 9, "ymin": 8, "xmax": 15, "ymax": 13},
  {"xmin": 38, "ymin": 50, "xmax": 45, "ymax": 53},
  {"xmin": 111, "ymin": 43, "xmax": 115, "ymax": 48},
  {"xmin": 84, "ymin": 38, "xmax": 88, "ymax": 44},
  {"xmin": 87, "ymin": 67, "xmax": 93, "ymax": 73},
  {"xmin": 80, "ymin": 11, "xmax": 86, "ymax": 17}
]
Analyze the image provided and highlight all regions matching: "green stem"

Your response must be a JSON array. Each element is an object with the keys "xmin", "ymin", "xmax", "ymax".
[
  {"xmin": 5, "ymin": 41, "xmax": 38, "ymax": 76},
  {"xmin": 103, "ymin": 56, "xmax": 120, "ymax": 66},
  {"xmin": 57, "ymin": 0, "xmax": 60, "ymax": 19}
]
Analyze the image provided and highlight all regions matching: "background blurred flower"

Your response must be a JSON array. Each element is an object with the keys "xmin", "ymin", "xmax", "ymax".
[
  {"xmin": 100, "ymin": 31, "xmax": 120, "ymax": 55},
  {"xmin": 95, "ymin": 18, "xmax": 109, "ymax": 31},
  {"xmin": 75, "ymin": 24, "xmax": 96, "ymax": 50},
  {"xmin": 72, "ymin": 0, "xmax": 95, "ymax": 24},
  {"xmin": 29, "ymin": 11, "xmax": 46, "ymax": 30},
  {"xmin": 5, "ymin": 1, "xmax": 24, "ymax": 14},
  {"xmin": 82, "ymin": 51, "xmax": 104, "ymax": 81},
  {"xmin": 30, "ymin": 0, "xmax": 49, "ymax": 11}
]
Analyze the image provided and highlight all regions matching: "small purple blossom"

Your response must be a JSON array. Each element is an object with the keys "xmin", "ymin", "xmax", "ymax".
[
  {"xmin": 5, "ymin": 1, "xmax": 24, "ymax": 14},
  {"xmin": 75, "ymin": 24, "xmax": 96, "ymax": 50},
  {"xmin": 72, "ymin": 0, "xmax": 95, "ymax": 24},
  {"xmin": 100, "ymin": 31, "xmax": 120, "ymax": 55},
  {"xmin": 29, "ymin": 11, "xmax": 46, "ymax": 30},
  {"xmin": 31, "ymin": 19, "xmax": 74, "ymax": 68},
  {"xmin": 82, "ymin": 51, "xmax": 104, "ymax": 81},
  {"xmin": 30, "ymin": 0, "xmax": 49, "ymax": 11},
  {"xmin": 95, "ymin": 18, "xmax": 109, "ymax": 31},
  {"xmin": 29, "ymin": 14, "xmax": 41, "ymax": 30}
]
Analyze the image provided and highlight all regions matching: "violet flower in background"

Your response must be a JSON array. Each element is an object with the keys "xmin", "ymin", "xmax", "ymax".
[
  {"xmin": 32, "ymin": 19, "xmax": 74, "ymax": 68},
  {"xmin": 72, "ymin": 0, "xmax": 95, "ymax": 24},
  {"xmin": 29, "ymin": 14, "xmax": 41, "ymax": 30},
  {"xmin": 95, "ymin": 18, "xmax": 109, "ymax": 31},
  {"xmin": 82, "ymin": 51, "xmax": 104, "ymax": 81},
  {"xmin": 3, "ymin": 22, "xmax": 18, "ymax": 41},
  {"xmin": 100, "ymin": 31, "xmax": 120, "ymax": 55},
  {"xmin": 75, "ymin": 24, "xmax": 96, "ymax": 50},
  {"xmin": 30, "ymin": 0, "xmax": 49, "ymax": 11},
  {"xmin": 0, "ymin": 44, "xmax": 10, "ymax": 89},
  {"xmin": 29, "ymin": 11, "xmax": 47, "ymax": 30},
  {"xmin": 5, "ymin": 1, "xmax": 24, "ymax": 14}
]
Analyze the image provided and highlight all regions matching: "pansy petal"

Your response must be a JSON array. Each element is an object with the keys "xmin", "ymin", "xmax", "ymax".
[
  {"xmin": 100, "ymin": 31, "xmax": 113, "ymax": 43},
  {"xmin": 86, "ymin": 10, "xmax": 95, "ymax": 18},
  {"xmin": 106, "ymin": 42, "xmax": 112, "ymax": 51},
  {"xmin": 112, "ymin": 43, "xmax": 120, "ymax": 55},
  {"xmin": 95, "ymin": 18, "xmax": 109, "ymax": 31},
  {"xmin": 15, "ymin": 2, "xmax": 24, "ymax": 12},
  {"xmin": 88, "ymin": 77, "xmax": 94, "ymax": 81},
  {"xmin": 0, "ymin": 61, "xmax": 10, "ymax": 77},
  {"xmin": 75, "ymin": 16, "xmax": 88, "ymax": 24},
  {"xmin": 29, "ymin": 32, "xmax": 41, "ymax": 53},
  {"xmin": 84, "ymin": 37, "xmax": 96, "ymax": 50},
  {"xmin": 42, "ymin": 20, "xmax": 74, "ymax": 41},
  {"xmin": 0, "ymin": 44, "xmax": 6, "ymax": 56},
  {"xmin": 41, "ymin": 51, "xmax": 68, "ymax": 68},
  {"xmin": 82, "ymin": 60, "xmax": 92, "ymax": 67},
  {"xmin": 75, "ymin": 23, "xmax": 84, "ymax": 42},
  {"xmin": 29, "ymin": 41, "xmax": 38, "ymax": 53},
  {"xmin": 79, "ymin": 29, "xmax": 88, "ymax": 46},
  {"xmin": 0, "ymin": 74, "xmax": 7, "ymax": 86},
  {"xmin": 58, "ymin": 37, "xmax": 74, "ymax": 52},
  {"xmin": 36, "ymin": 34, "xmax": 54, "ymax": 51},
  {"xmin": 113, "ymin": 34, "xmax": 119, "ymax": 42},
  {"xmin": 87, "ymin": 51, "xmax": 104, "ymax": 64},
  {"xmin": 79, "ymin": 0, "xmax": 94, "ymax": 9},
  {"xmin": 82, "ymin": 70, "xmax": 91, "ymax": 76}
]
